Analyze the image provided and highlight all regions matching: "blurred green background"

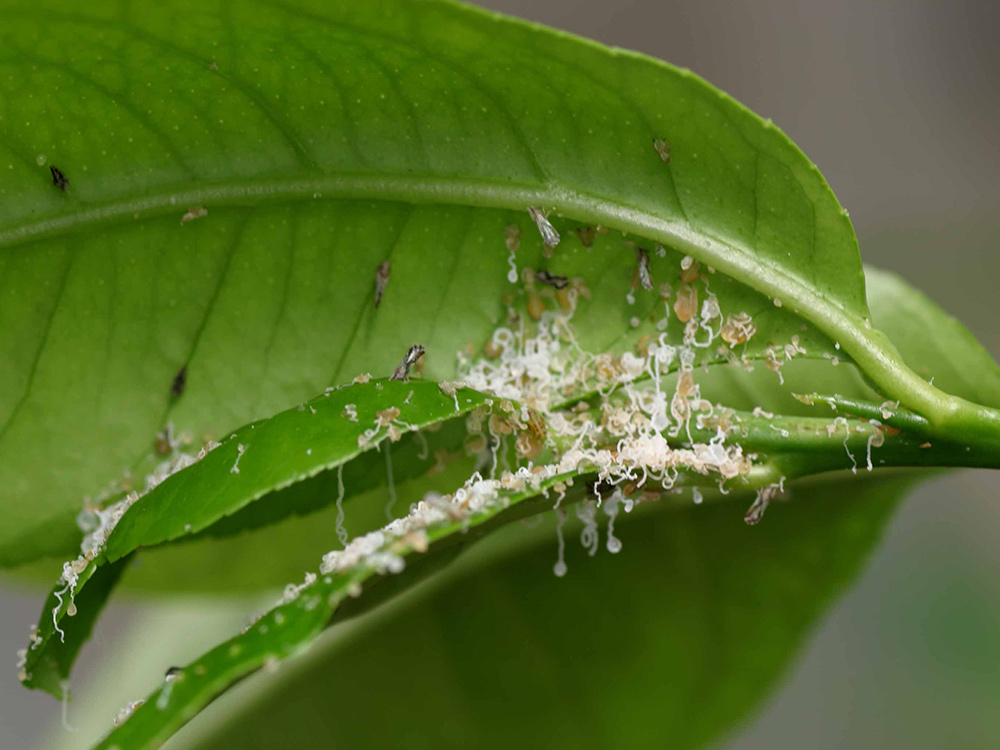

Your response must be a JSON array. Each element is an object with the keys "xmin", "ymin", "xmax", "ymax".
[{"xmin": 2, "ymin": 0, "xmax": 998, "ymax": 747}]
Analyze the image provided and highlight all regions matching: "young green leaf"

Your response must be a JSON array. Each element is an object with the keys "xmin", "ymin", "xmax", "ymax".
[
  {"xmin": 93, "ymin": 468, "xmax": 587, "ymax": 750},
  {"xmin": 105, "ymin": 379, "xmax": 489, "ymax": 557},
  {"xmin": 20, "ymin": 379, "xmax": 490, "ymax": 697}
]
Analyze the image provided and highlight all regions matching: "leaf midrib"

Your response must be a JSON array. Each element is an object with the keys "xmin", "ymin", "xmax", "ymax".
[
  {"xmin": 0, "ymin": 172, "xmax": 839, "ymax": 324},
  {"xmin": 1, "ymin": 171, "xmax": 913, "ymax": 409}
]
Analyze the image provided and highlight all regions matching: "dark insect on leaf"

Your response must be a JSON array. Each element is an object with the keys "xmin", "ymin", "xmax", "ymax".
[
  {"xmin": 49, "ymin": 165, "xmax": 68, "ymax": 190},
  {"xmin": 390, "ymin": 344, "xmax": 425, "ymax": 381},
  {"xmin": 374, "ymin": 260, "xmax": 391, "ymax": 309},
  {"xmin": 535, "ymin": 270, "xmax": 569, "ymax": 289},
  {"xmin": 171, "ymin": 366, "xmax": 187, "ymax": 398}
]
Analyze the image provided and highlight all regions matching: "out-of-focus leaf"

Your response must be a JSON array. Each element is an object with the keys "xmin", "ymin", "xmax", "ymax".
[{"xmin": 177, "ymin": 473, "xmax": 913, "ymax": 750}]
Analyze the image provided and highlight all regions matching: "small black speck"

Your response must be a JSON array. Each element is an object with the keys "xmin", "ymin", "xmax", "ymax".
[
  {"xmin": 165, "ymin": 666, "xmax": 182, "ymax": 678},
  {"xmin": 50, "ymin": 165, "xmax": 68, "ymax": 191},
  {"xmin": 171, "ymin": 366, "xmax": 187, "ymax": 398},
  {"xmin": 535, "ymin": 269, "xmax": 569, "ymax": 289}
]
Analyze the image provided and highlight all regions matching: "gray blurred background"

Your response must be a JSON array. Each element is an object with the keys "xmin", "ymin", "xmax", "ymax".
[{"xmin": 2, "ymin": 0, "xmax": 999, "ymax": 747}]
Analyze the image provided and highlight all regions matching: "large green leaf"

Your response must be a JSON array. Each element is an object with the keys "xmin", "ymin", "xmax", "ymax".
[
  {"xmin": 5, "ymin": 0, "xmax": 1000, "ymax": 746},
  {"xmin": 3, "ymin": 0, "xmax": 963, "ymax": 568}
]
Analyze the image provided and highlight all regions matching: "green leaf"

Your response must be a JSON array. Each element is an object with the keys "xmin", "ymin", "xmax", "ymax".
[
  {"xmin": 15, "ymin": 554, "xmax": 131, "ymax": 699},
  {"xmin": 94, "ymin": 468, "xmax": 585, "ymax": 749},
  {"xmin": 85, "ymin": 261, "xmax": 1000, "ymax": 742},
  {"xmin": 0, "ymin": 0, "xmax": 924, "ymax": 567},
  {"xmin": 19, "ymin": 378, "xmax": 489, "ymax": 696},
  {"xmin": 5, "ymin": 0, "xmax": 1000, "ymax": 744},
  {"xmin": 20, "ymin": 261, "xmax": 1000, "ymax": 708},
  {"xmin": 863, "ymin": 266, "xmax": 1000, "ymax": 409},
  {"xmin": 106, "ymin": 379, "xmax": 488, "ymax": 557}
]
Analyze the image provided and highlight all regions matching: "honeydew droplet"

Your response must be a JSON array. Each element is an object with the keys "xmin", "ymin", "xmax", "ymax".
[
  {"xmin": 335, "ymin": 465, "xmax": 348, "ymax": 547},
  {"xmin": 553, "ymin": 507, "xmax": 568, "ymax": 577},
  {"xmin": 506, "ymin": 243, "xmax": 518, "ymax": 283},
  {"xmin": 605, "ymin": 491, "xmax": 623, "ymax": 553}
]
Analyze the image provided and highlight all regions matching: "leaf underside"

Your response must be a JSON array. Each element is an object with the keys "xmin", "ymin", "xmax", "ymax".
[{"xmin": 0, "ymin": 0, "xmax": 864, "ymax": 566}]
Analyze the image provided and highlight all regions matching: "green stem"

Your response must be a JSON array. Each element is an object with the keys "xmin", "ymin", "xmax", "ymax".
[
  {"xmin": 793, "ymin": 393, "xmax": 930, "ymax": 434},
  {"xmin": 695, "ymin": 411, "xmax": 1000, "ymax": 473}
]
